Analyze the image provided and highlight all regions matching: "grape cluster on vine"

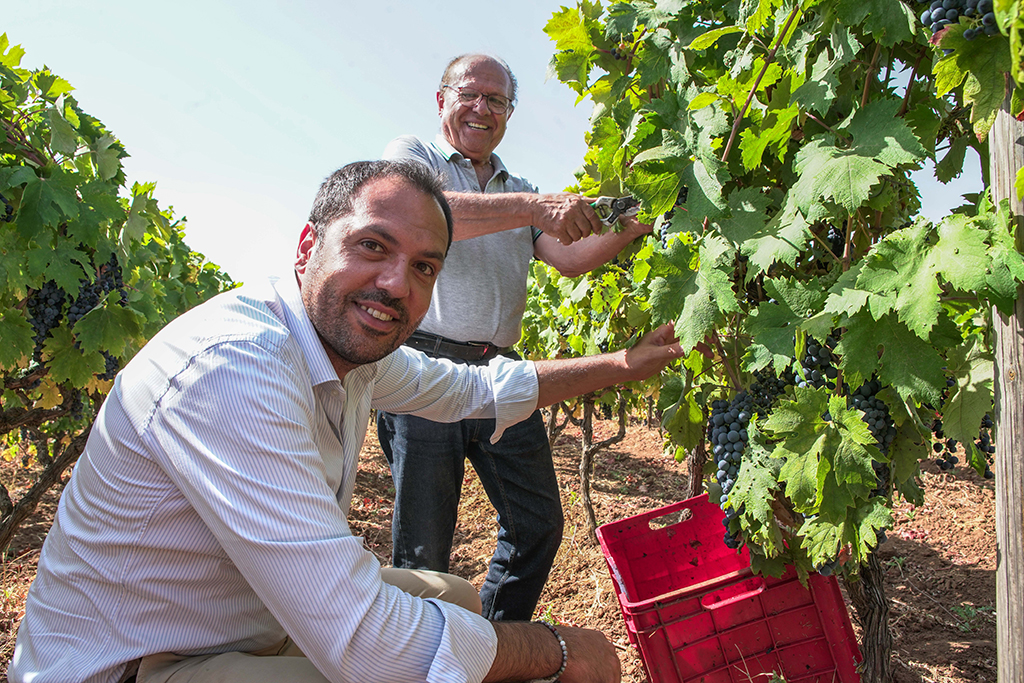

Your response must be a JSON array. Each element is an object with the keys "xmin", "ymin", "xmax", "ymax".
[
  {"xmin": 708, "ymin": 392, "xmax": 753, "ymax": 549},
  {"xmin": 609, "ymin": 45, "xmax": 629, "ymax": 60},
  {"xmin": 797, "ymin": 337, "xmax": 838, "ymax": 390},
  {"xmin": 26, "ymin": 281, "xmax": 66, "ymax": 361},
  {"xmin": 23, "ymin": 253, "xmax": 128, "ymax": 376},
  {"xmin": 930, "ymin": 415, "xmax": 995, "ymax": 478},
  {"xmin": 920, "ymin": 0, "xmax": 999, "ymax": 39},
  {"xmin": 826, "ymin": 225, "xmax": 844, "ymax": 257},
  {"xmin": 0, "ymin": 193, "xmax": 13, "ymax": 223},
  {"xmin": 749, "ymin": 367, "xmax": 793, "ymax": 413}
]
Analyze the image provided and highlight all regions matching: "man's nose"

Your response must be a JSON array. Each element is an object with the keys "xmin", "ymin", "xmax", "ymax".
[
  {"xmin": 375, "ymin": 259, "xmax": 411, "ymax": 299},
  {"xmin": 471, "ymin": 97, "xmax": 492, "ymax": 115}
]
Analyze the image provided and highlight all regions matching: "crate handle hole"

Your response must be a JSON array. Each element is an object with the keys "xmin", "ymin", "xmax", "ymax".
[{"xmin": 647, "ymin": 507, "xmax": 693, "ymax": 530}]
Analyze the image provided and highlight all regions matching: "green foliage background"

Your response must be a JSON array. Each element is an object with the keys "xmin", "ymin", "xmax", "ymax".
[
  {"xmin": 0, "ymin": 34, "xmax": 233, "ymax": 500},
  {"xmin": 534, "ymin": 0, "xmax": 1024, "ymax": 578}
]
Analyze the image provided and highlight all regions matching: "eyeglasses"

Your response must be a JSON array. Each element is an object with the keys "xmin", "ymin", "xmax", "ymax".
[{"xmin": 441, "ymin": 85, "xmax": 513, "ymax": 115}]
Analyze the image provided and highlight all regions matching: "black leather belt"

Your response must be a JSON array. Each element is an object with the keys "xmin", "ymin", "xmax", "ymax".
[{"xmin": 404, "ymin": 331, "xmax": 512, "ymax": 363}]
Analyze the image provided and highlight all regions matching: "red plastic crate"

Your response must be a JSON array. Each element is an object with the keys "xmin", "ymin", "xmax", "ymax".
[{"xmin": 596, "ymin": 494, "xmax": 861, "ymax": 683}]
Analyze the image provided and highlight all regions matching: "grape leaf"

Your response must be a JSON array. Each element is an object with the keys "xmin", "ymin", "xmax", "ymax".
[
  {"xmin": 11, "ymin": 167, "xmax": 80, "ymax": 239},
  {"xmin": 686, "ymin": 25, "xmax": 745, "ymax": 51},
  {"xmin": 941, "ymin": 338, "xmax": 993, "ymax": 473},
  {"xmin": 45, "ymin": 241, "xmax": 90, "ymax": 298},
  {"xmin": 625, "ymin": 165, "xmax": 682, "ymax": 217},
  {"xmin": 661, "ymin": 387, "xmax": 705, "ymax": 451},
  {"xmin": 840, "ymin": 311, "xmax": 945, "ymax": 405},
  {"xmin": 847, "ymin": 498, "xmax": 893, "ymax": 565},
  {"xmin": 730, "ymin": 423, "xmax": 786, "ymax": 553},
  {"xmin": 835, "ymin": 0, "xmax": 916, "ymax": 47},
  {"xmin": 48, "ymin": 105, "xmax": 78, "ymax": 157},
  {"xmin": 0, "ymin": 310, "xmax": 33, "ymax": 368},
  {"xmin": 798, "ymin": 514, "xmax": 845, "ymax": 567},
  {"xmin": 43, "ymin": 325, "xmax": 105, "ymax": 385},
  {"xmin": 931, "ymin": 213, "xmax": 994, "ymax": 293},
  {"xmin": 73, "ymin": 303, "xmax": 141, "ymax": 356},
  {"xmin": 934, "ymin": 25, "xmax": 1013, "ymax": 139},
  {"xmin": 844, "ymin": 98, "xmax": 926, "ymax": 167},
  {"xmin": 858, "ymin": 222, "xmax": 942, "ymax": 338},
  {"xmin": 791, "ymin": 139, "xmax": 890, "ymax": 216}
]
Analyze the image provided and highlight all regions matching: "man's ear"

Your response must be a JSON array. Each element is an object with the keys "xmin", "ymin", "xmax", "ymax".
[
  {"xmin": 436, "ymin": 90, "xmax": 445, "ymax": 117},
  {"xmin": 295, "ymin": 222, "xmax": 317, "ymax": 275}
]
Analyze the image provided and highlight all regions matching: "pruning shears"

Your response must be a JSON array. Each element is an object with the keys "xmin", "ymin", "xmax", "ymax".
[{"xmin": 590, "ymin": 196, "xmax": 640, "ymax": 227}]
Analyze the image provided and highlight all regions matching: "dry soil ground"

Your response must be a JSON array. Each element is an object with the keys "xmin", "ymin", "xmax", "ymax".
[{"xmin": 1, "ymin": 416, "xmax": 998, "ymax": 682}]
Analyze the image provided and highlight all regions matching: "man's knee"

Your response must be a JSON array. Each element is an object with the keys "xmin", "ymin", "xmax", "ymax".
[{"xmin": 380, "ymin": 567, "xmax": 482, "ymax": 614}]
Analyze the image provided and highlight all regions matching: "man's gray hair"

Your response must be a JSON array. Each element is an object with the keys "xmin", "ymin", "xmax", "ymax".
[
  {"xmin": 439, "ymin": 54, "xmax": 518, "ymax": 104},
  {"xmin": 307, "ymin": 160, "xmax": 453, "ymax": 252}
]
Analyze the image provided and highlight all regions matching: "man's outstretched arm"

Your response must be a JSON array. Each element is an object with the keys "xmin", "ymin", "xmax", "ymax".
[
  {"xmin": 446, "ymin": 191, "xmax": 606, "ymax": 245},
  {"xmin": 533, "ymin": 323, "xmax": 682, "ymax": 409}
]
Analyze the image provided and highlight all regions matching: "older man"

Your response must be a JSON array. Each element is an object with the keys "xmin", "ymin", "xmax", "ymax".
[
  {"xmin": 9, "ymin": 160, "xmax": 678, "ymax": 683},
  {"xmin": 377, "ymin": 54, "xmax": 651, "ymax": 621}
]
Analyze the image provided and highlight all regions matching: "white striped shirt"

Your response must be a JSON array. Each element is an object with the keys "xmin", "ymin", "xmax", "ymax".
[{"xmin": 9, "ymin": 275, "xmax": 539, "ymax": 683}]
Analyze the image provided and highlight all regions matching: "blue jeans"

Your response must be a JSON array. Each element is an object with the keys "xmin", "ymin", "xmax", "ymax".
[{"xmin": 376, "ymin": 409, "xmax": 563, "ymax": 621}]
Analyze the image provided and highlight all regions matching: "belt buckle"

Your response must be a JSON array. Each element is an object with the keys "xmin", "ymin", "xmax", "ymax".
[{"xmin": 465, "ymin": 341, "xmax": 492, "ymax": 360}]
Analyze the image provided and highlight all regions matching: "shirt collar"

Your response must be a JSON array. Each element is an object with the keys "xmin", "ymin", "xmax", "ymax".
[
  {"xmin": 270, "ymin": 274, "xmax": 345, "ymax": 387},
  {"xmin": 433, "ymin": 134, "xmax": 509, "ymax": 181}
]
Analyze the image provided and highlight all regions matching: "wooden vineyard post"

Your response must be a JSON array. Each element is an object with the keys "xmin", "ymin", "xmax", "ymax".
[{"xmin": 990, "ymin": 74, "xmax": 1024, "ymax": 683}]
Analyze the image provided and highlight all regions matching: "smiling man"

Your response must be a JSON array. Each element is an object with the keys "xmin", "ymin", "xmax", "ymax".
[
  {"xmin": 377, "ymin": 54, "xmax": 655, "ymax": 622},
  {"xmin": 9, "ymin": 160, "xmax": 680, "ymax": 683}
]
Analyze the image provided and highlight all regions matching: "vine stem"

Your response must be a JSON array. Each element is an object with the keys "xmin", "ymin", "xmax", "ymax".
[
  {"xmin": 861, "ymin": 43, "xmax": 882, "ymax": 108},
  {"xmin": 710, "ymin": 329, "xmax": 742, "ymax": 389},
  {"xmin": 719, "ymin": 5, "xmax": 801, "ymax": 164},
  {"xmin": 804, "ymin": 112, "xmax": 851, "ymax": 145},
  {"xmin": 898, "ymin": 48, "xmax": 926, "ymax": 117}
]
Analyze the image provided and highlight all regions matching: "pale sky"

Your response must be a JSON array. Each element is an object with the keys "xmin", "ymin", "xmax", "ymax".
[{"xmin": 6, "ymin": 1, "xmax": 982, "ymax": 284}]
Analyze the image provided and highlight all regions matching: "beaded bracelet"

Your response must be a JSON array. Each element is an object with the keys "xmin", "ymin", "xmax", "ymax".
[{"xmin": 531, "ymin": 620, "xmax": 568, "ymax": 683}]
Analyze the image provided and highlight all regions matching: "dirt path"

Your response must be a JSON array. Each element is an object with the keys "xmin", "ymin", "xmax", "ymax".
[{"xmin": 2, "ymin": 418, "xmax": 997, "ymax": 682}]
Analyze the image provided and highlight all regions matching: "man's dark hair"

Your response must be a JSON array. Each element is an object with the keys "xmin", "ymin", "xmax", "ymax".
[
  {"xmin": 308, "ymin": 160, "xmax": 453, "ymax": 251},
  {"xmin": 439, "ymin": 54, "xmax": 518, "ymax": 104}
]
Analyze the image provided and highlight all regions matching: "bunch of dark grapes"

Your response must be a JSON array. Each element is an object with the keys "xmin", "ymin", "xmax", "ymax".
[
  {"xmin": 68, "ymin": 254, "xmax": 128, "ymax": 325},
  {"xmin": 826, "ymin": 225, "xmax": 844, "ymax": 257},
  {"xmin": 25, "ymin": 281, "xmax": 66, "ymax": 361},
  {"xmin": 609, "ymin": 45, "xmax": 629, "ymax": 60},
  {"xmin": 99, "ymin": 351, "xmax": 120, "ymax": 381},
  {"xmin": 0, "ymin": 193, "xmax": 14, "ymax": 223},
  {"xmin": 660, "ymin": 186, "xmax": 690, "ymax": 248},
  {"xmin": 749, "ymin": 367, "xmax": 794, "ymax": 414},
  {"xmin": 847, "ymin": 378, "xmax": 896, "ymax": 454},
  {"xmin": 708, "ymin": 392, "xmax": 753, "ymax": 549},
  {"xmin": 796, "ymin": 337, "xmax": 838, "ymax": 390},
  {"xmin": 931, "ymin": 414, "xmax": 995, "ymax": 478},
  {"xmin": 920, "ymin": 0, "xmax": 1000, "ymax": 39},
  {"xmin": 976, "ymin": 414, "xmax": 995, "ymax": 479},
  {"xmin": 845, "ymin": 378, "xmax": 895, "ymax": 551}
]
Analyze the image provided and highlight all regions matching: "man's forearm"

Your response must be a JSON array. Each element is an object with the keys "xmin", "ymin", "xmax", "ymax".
[
  {"xmin": 534, "ymin": 218, "xmax": 651, "ymax": 278},
  {"xmin": 485, "ymin": 622, "xmax": 563, "ymax": 682},
  {"xmin": 447, "ymin": 192, "xmax": 539, "ymax": 240},
  {"xmin": 532, "ymin": 324, "xmax": 682, "ymax": 409},
  {"xmin": 446, "ymin": 191, "xmax": 604, "ymax": 245},
  {"xmin": 486, "ymin": 622, "xmax": 621, "ymax": 683}
]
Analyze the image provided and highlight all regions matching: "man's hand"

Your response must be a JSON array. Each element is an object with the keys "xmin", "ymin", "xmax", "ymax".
[
  {"xmin": 558, "ymin": 626, "xmax": 622, "ymax": 683},
  {"xmin": 621, "ymin": 323, "xmax": 684, "ymax": 383},
  {"xmin": 530, "ymin": 193, "xmax": 607, "ymax": 246}
]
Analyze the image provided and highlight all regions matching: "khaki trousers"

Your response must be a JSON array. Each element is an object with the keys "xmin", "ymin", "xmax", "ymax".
[{"xmin": 125, "ymin": 568, "xmax": 481, "ymax": 683}]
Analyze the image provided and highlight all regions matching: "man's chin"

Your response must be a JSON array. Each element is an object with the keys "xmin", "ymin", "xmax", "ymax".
[{"xmin": 329, "ymin": 333, "xmax": 407, "ymax": 367}]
